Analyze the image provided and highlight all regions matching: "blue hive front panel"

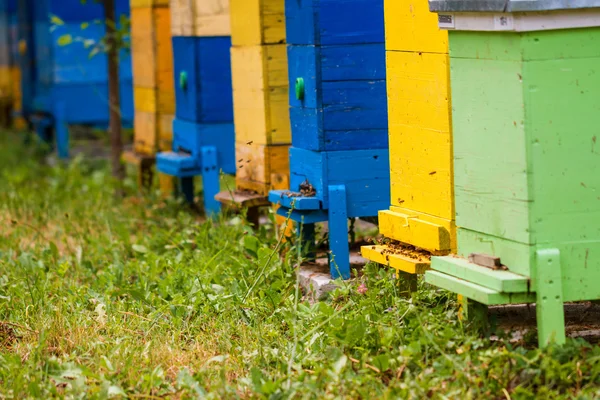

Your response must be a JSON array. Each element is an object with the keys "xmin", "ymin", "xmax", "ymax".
[
  {"xmin": 285, "ymin": 0, "xmax": 388, "ymax": 151},
  {"xmin": 285, "ymin": 0, "xmax": 385, "ymax": 45},
  {"xmin": 288, "ymin": 147, "xmax": 390, "ymax": 217},
  {"xmin": 173, "ymin": 36, "xmax": 233, "ymax": 124},
  {"xmin": 21, "ymin": 0, "xmax": 133, "ymax": 124}
]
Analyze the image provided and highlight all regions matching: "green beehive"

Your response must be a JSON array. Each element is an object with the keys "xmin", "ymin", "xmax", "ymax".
[{"xmin": 425, "ymin": 0, "xmax": 600, "ymax": 347}]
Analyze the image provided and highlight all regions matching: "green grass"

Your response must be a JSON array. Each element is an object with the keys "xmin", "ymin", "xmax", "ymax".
[{"xmin": 1, "ymin": 131, "xmax": 600, "ymax": 399}]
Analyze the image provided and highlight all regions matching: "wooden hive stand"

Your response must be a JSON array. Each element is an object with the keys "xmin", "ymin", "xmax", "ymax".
[
  {"xmin": 156, "ymin": 0, "xmax": 235, "ymax": 216},
  {"xmin": 360, "ymin": 1, "xmax": 455, "ymax": 293},
  {"xmin": 16, "ymin": 0, "xmax": 134, "ymax": 159},
  {"xmin": 426, "ymin": 0, "xmax": 600, "ymax": 347},
  {"xmin": 214, "ymin": 0, "xmax": 291, "ymax": 226},
  {"xmin": 269, "ymin": 0, "xmax": 390, "ymax": 279},
  {"xmin": 123, "ymin": 0, "xmax": 176, "ymax": 193}
]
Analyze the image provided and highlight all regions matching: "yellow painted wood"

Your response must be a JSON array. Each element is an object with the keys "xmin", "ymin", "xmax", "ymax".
[
  {"xmin": 231, "ymin": 44, "xmax": 290, "ymax": 145},
  {"xmin": 134, "ymin": 86, "xmax": 175, "ymax": 114},
  {"xmin": 0, "ymin": 66, "xmax": 11, "ymax": 100},
  {"xmin": 170, "ymin": 0, "xmax": 231, "ymax": 37},
  {"xmin": 159, "ymin": 174, "xmax": 176, "ymax": 196},
  {"xmin": 361, "ymin": 245, "xmax": 430, "ymax": 274},
  {"xmin": 230, "ymin": 0, "xmax": 285, "ymax": 46},
  {"xmin": 235, "ymin": 142, "xmax": 289, "ymax": 195},
  {"xmin": 131, "ymin": 6, "xmax": 174, "ymax": 93},
  {"xmin": 378, "ymin": 208, "xmax": 455, "ymax": 254},
  {"xmin": 131, "ymin": 0, "xmax": 169, "ymax": 8},
  {"xmin": 134, "ymin": 111, "xmax": 174, "ymax": 155},
  {"xmin": 362, "ymin": 0, "xmax": 455, "ymax": 268},
  {"xmin": 384, "ymin": 0, "xmax": 447, "ymax": 53}
]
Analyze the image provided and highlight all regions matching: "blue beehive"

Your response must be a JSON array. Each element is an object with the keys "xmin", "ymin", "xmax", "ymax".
[
  {"xmin": 156, "ymin": 25, "xmax": 235, "ymax": 215},
  {"xmin": 270, "ymin": 0, "xmax": 389, "ymax": 279},
  {"xmin": 17, "ymin": 0, "xmax": 134, "ymax": 158}
]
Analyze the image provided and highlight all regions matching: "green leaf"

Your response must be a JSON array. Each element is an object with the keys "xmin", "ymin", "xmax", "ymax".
[
  {"xmin": 80, "ymin": 22, "xmax": 89, "ymax": 30},
  {"xmin": 49, "ymin": 14, "xmax": 64, "ymax": 26},
  {"xmin": 57, "ymin": 34, "xmax": 73, "ymax": 47},
  {"xmin": 132, "ymin": 244, "xmax": 148, "ymax": 254}
]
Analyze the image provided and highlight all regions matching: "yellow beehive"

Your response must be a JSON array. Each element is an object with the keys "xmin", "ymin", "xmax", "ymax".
[
  {"xmin": 361, "ymin": 0, "xmax": 455, "ymax": 274},
  {"xmin": 10, "ymin": 66, "xmax": 26, "ymax": 130},
  {"xmin": 131, "ymin": 1, "xmax": 175, "ymax": 155},
  {"xmin": 229, "ymin": 0, "xmax": 289, "ymax": 196}
]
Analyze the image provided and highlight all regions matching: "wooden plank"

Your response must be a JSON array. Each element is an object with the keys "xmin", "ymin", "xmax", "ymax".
[
  {"xmin": 133, "ymin": 111, "xmax": 173, "ymax": 155},
  {"xmin": 215, "ymin": 190, "xmax": 271, "ymax": 208},
  {"xmin": 361, "ymin": 245, "xmax": 430, "ymax": 274},
  {"xmin": 235, "ymin": 142, "xmax": 289, "ymax": 195},
  {"xmin": 378, "ymin": 209, "xmax": 453, "ymax": 254},
  {"xmin": 384, "ymin": 0, "xmax": 447, "ymax": 53},
  {"xmin": 170, "ymin": 0, "xmax": 230, "ymax": 37},
  {"xmin": 231, "ymin": 44, "xmax": 290, "ymax": 145},
  {"xmin": 432, "ymin": 255, "xmax": 529, "ymax": 293},
  {"xmin": 134, "ymin": 86, "xmax": 175, "ymax": 114},
  {"xmin": 425, "ymin": 270, "xmax": 536, "ymax": 306},
  {"xmin": 131, "ymin": 0, "xmax": 170, "ymax": 8},
  {"xmin": 230, "ymin": 0, "xmax": 285, "ymax": 46}
]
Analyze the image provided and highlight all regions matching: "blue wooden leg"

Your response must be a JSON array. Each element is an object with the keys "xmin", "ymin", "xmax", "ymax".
[
  {"xmin": 328, "ymin": 185, "xmax": 350, "ymax": 280},
  {"xmin": 54, "ymin": 103, "xmax": 69, "ymax": 159},
  {"xmin": 297, "ymin": 220, "xmax": 316, "ymax": 261},
  {"xmin": 200, "ymin": 146, "xmax": 221, "ymax": 217},
  {"xmin": 181, "ymin": 177, "xmax": 195, "ymax": 205}
]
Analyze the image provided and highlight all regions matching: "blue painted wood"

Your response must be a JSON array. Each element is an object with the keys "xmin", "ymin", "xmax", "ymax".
[
  {"xmin": 276, "ymin": 207, "xmax": 329, "ymax": 224},
  {"xmin": 269, "ymin": 190, "xmax": 322, "ymax": 210},
  {"xmin": 200, "ymin": 146, "xmax": 222, "ymax": 216},
  {"xmin": 328, "ymin": 185, "xmax": 350, "ymax": 279},
  {"xmin": 285, "ymin": 0, "xmax": 385, "ymax": 46},
  {"xmin": 287, "ymin": 147, "xmax": 390, "ymax": 217},
  {"xmin": 286, "ymin": 43, "xmax": 387, "ymax": 151},
  {"xmin": 17, "ymin": 0, "xmax": 134, "ymax": 158},
  {"xmin": 170, "ymin": 118, "xmax": 236, "ymax": 175},
  {"xmin": 173, "ymin": 36, "xmax": 233, "ymax": 123}
]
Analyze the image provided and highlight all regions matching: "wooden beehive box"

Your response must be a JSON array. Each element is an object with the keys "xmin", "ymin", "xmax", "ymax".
[
  {"xmin": 229, "ymin": 0, "xmax": 290, "ymax": 195},
  {"xmin": 269, "ymin": 0, "xmax": 389, "ymax": 279},
  {"xmin": 425, "ymin": 0, "xmax": 600, "ymax": 346},
  {"xmin": 131, "ymin": 0, "xmax": 175, "ymax": 155},
  {"xmin": 361, "ymin": 0, "xmax": 456, "ymax": 273}
]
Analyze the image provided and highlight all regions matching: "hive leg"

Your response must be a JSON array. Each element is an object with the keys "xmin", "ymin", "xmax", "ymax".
[
  {"xmin": 200, "ymin": 146, "xmax": 221, "ymax": 217},
  {"xmin": 536, "ymin": 248, "xmax": 566, "ymax": 347},
  {"xmin": 180, "ymin": 177, "xmax": 195, "ymax": 205},
  {"xmin": 397, "ymin": 270, "xmax": 418, "ymax": 297},
  {"xmin": 328, "ymin": 185, "xmax": 350, "ymax": 280},
  {"xmin": 54, "ymin": 103, "xmax": 69, "ymax": 159},
  {"xmin": 297, "ymin": 221, "xmax": 316, "ymax": 261}
]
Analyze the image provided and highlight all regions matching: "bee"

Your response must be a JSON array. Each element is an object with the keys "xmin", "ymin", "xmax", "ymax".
[{"xmin": 246, "ymin": 141, "xmax": 253, "ymax": 145}]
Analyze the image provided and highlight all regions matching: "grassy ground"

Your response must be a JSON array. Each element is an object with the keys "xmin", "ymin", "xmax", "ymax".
[{"xmin": 1, "ymin": 131, "xmax": 600, "ymax": 399}]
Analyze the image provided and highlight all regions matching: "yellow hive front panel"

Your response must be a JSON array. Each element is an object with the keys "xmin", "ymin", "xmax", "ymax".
[
  {"xmin": 131, "ymin": 0, "xmax": 169, "ymax": 8},
  {"xmin": 235, "ymin": 142, "xmax": 289, "ymax": 195},
  {"xmin": 154, "ymin": 7, "xmax": 175, "ymax": 95},
  {"xmin": 131, "ymin": 7, "xmax": 156, "ymax": 88},
  {"xmin": 134, "ymin": 87, "xmax": 175, "ymax": 115},
  {"xmin": 231, "ymin": 44, "xmax": 290, "ymax": 145},
  {"xmin": 171, "ymin": 0, "xmax": 230, "ymax": 36},
  {"xmin": 230, "ymin": 0, "xmax": 285, "ymax": 46},
  {"xmin": 384, "ymin": 0, "xmax": 447, "ymax": 53},
  {"xmin": 0, "ymin": 66, "xmax": 11, "ymax": 100},
  {"xmin": 134, "ymin": 111, "xmax": 174, "ymax": 155}
]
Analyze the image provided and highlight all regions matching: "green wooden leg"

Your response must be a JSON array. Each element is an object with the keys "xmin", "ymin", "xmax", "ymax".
[
  {"xmin": 536, "ymin": 249, "xmax": 566, "ymax": 348},
  {"xmin": 397, "ymin": 271, "xmax": 417, "ymax": 297},
  {"xmin": 460, "ymin": 297, "xmax": 490, "ymax": 334}
]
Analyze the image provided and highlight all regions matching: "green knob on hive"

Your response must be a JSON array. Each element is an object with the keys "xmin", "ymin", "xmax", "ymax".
[
  {"xmin": 179, "ymin": 71, "xmax": 188, "ymax": 90},
  {"xmin": 295, "ymin": 77, "xmax": 304, "ymax": 100}
]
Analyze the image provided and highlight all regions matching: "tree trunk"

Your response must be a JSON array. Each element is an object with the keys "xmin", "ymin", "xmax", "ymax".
[{"xmin": 104, "ymin": 0, "xmax": 125, "ymax": 192}]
